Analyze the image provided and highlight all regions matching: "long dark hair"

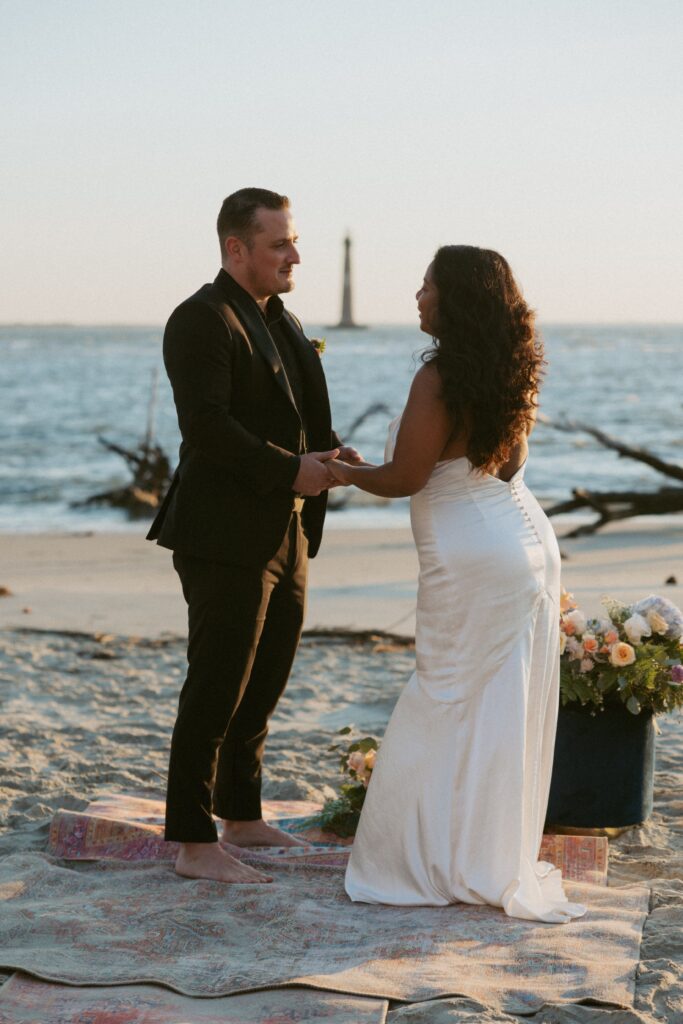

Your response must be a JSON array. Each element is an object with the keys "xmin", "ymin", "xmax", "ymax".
[{"xmin": 422, "ymin": 245, "xmax": 544, "ymax": 472}]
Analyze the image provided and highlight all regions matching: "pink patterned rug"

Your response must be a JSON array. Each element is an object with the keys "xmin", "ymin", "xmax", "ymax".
[
  {"xmin": 0, "ymin": 973, "xmax": 388, "ymax": 1023},
  {"xmin": 47, "ymin": 794, "xmax": 350, "ymax": 869},
  {"xmin": 46, "ymin": 793, "xmax": 608, "ymax": 884}
]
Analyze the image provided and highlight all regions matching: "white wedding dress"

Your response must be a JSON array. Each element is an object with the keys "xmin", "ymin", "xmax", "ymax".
[{"xmin": 344, "ymin": 417, "xmax": 586, "ymax": 923}]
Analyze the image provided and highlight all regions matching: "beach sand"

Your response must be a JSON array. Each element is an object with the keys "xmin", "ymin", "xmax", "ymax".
[
  {"xmin": 0, "ymin": 519, "xmax": 681, "ymax": 637},
  {"xmin": 0, "ymin": 519, "xmax": 682, "ymax": 1021}
]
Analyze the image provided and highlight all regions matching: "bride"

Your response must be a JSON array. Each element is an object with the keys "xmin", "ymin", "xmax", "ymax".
[{"xmin": 328, "ymin": 246, "xmax": 586, "ymax": 924}]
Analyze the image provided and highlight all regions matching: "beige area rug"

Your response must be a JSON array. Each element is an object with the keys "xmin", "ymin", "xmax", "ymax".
[
  {"xmin": 0, "ymin": 850, "xmax": 648, "ymax": 1015},
  {"xmin": 0, "ymin": 972, "xmax": 388, "ymax": 1023}
]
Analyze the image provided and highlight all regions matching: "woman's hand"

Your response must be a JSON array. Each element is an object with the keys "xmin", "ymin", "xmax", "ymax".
[
  {"xmin": 337, "ymin": 445, "xmax": 364, "ymax": 464},
  {"xmin": 327, "ymin": 459, "xmax": 355, "ymax": 485},
  {"xmin": 325, "ymin": 366, "xmax": 455, "ymax": 498}
]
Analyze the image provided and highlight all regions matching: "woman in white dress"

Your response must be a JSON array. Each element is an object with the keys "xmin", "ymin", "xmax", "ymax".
[{"xmin": 328, "ymin": 246, "xmax": 586, "ymax": 924}]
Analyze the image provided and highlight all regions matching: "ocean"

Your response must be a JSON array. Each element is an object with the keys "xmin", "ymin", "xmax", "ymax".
[{"xmin": 0, "ymin": 323, "xmax": 681, "ymax": 532}]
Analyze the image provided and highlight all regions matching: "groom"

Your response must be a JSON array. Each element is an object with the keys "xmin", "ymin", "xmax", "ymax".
[{"xmin": 148, "ymin": 188, "xmax": 358, "ymax": 882}]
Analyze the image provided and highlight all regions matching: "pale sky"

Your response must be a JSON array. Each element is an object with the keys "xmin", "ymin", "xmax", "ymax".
[{"xmin": 1, "ymin": 0, "xmax": 682, "ymax": 325}]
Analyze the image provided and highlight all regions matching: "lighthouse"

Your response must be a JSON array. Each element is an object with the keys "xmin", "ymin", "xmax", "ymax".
[{"xmin": 330, "ymin": 234, "xmax": 365, "ymax": 329}]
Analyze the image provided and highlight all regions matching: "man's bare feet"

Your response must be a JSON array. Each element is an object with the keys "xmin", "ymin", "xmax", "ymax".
[
  {"xmin": 220, "ymin": 818, "xmax": 311, "ymax": 848},
  {"xmin": 175, "ymin": 842, "xmax": 273, "ymax": 883}
]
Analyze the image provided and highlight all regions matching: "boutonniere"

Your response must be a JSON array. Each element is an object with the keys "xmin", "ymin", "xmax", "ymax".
[{"xmin": 310, "ymin": 337, "xmax": 326, "ymax": 357}]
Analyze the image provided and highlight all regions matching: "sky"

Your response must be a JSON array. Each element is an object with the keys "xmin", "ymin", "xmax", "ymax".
[{"xmin": 1, "ymin": 0, "xmax": 682, "ymax": 325}]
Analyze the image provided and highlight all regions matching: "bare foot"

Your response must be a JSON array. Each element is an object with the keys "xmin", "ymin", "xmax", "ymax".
[
  {"xmin": 175, "ymin": 842, "xmax": 273, "ymax": 883},
  {"xmin": 220, "ymin": 818, "xmax": 311, "ymax": 848}
]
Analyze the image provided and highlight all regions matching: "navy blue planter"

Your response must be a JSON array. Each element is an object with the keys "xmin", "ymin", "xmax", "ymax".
[{"xmin": 546, "ymin": 702, "xmax": 655, "ymax": 829}]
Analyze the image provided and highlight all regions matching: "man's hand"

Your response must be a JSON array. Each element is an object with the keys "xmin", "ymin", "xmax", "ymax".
[{"xmin": 292, "ymin": 450, "xmax": 340, "ymax": 496}]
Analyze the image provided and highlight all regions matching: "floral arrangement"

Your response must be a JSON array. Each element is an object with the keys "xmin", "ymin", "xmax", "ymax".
[
  {"xmin": 560, "ymin": 590, "xmax": 683, "ymax": 715},
  {"xmin": 309, "ymin": 726, "xmax": 377, "ymax": 837},
  {"xmin": 310, "ymin": 593, "xmax": 682, "ymax": 837}
]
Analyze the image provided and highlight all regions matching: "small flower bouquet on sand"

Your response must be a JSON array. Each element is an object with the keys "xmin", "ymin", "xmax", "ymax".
[
  {"xmin": 560, "ymin": 590, "xmax": 683, "ymax": 715},
  {"xmin": 311, "ymin": 727, "xmax": 378, "ymax": 837}
]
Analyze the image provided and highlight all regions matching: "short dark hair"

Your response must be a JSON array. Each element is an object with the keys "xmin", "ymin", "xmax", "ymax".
[{"xmin": 217, "ymin": 188, "xmax": 289, "ymax": 251}]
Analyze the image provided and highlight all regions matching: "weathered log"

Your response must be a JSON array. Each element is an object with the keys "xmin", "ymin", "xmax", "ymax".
[
  {"xmin": 540, "ymin": 415, "xmax": 683, "ymax": 536},
  {"xmin": 539, "ymin": 415, "xmax": 683, "ymax": 483},
  {"xmin": 75, "ymin": 440, "xmax": 172, "ymax": 516},
  {"xmin": 549, "ymin": 488, "xmax": 683, "ymax": 538}
]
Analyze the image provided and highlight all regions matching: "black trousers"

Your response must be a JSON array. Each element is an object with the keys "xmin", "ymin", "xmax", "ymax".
[{"xmin": 165, "ymin": 510, "xmax": 308, "ymax": 843}]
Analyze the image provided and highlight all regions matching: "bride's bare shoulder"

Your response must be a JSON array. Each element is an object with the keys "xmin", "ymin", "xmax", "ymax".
[{"xmin": 409, "ymin": 362, "xmax": 442, "ymax": 398}]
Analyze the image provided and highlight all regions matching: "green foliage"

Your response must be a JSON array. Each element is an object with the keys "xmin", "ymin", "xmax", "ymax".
[
  {"xmin": 313, "ymin": 794, "xmax": 364, "ymax": 838},
  {"xmin": 306, "ymin": 726, "xmax": 379, "ymax": 837}
]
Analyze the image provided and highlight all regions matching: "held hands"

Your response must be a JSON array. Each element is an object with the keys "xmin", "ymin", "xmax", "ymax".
[
  {"xmin": 336, "ymin": 445, "xmax": 364, "ymax": 465},
  {"xmin": 292, "ymin": 450, "xmax": 340, "ymax": 496},
  {"xmin": 327, "ymin": 458, "xmax": 355, "ymax": 485},
  {"xmin": 292, "ymin": 447, "xmax": 366, "ymax": 496},
  {"xmin": 327, "ymin": 446, "xmax": 368, "ymax": 488}
]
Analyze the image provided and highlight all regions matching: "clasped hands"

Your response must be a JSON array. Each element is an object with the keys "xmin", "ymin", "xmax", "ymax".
[{"xmin": 292, "ymin": 446, "xmax": 364, "ymax": 496}]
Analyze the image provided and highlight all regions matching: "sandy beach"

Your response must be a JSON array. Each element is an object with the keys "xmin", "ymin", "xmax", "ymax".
[
  {"xmin": 0, "ymin": 519, "xmax": 681, "ymax": 638},
  {"xmin": 1, "ymin": 518, "xmax": 682, "ymax": 1021}
]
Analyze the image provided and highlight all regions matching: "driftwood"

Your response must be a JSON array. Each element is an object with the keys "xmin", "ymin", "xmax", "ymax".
[
  {"xmin": 540, "ymin": 414, "xmax": 683, "ymax": 537},
  {"xmin": 75, "ymin": 369, "xmax": 172, "ymax": 518},
  {"xmin": 75, "ymin": 438, "xmax": 171, "ymax": 517}
]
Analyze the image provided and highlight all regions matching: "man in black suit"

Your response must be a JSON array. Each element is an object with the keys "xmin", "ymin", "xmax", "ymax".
[{"xmin": 148, "ymin": 188, "xmax": 359, "ymax": 882}]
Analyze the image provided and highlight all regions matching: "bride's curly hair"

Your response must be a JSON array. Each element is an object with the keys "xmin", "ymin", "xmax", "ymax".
[{"xmin": 422, "ymin": 245, "xmax": 544, "ymax": 473}]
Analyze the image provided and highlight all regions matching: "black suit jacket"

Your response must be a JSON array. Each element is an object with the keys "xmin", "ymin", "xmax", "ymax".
[{"xmin": 147, "ymin": 270, "xmax": 336, "ymax": 565}]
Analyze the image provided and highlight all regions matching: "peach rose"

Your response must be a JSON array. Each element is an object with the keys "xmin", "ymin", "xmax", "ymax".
[
  {"xmin": 610, "ymin": 642, "xmax": 636, "ymax": 668},
  {"xmin": 364, "ymin": 750, "xmax": 376, "ymax": 771},
  {"xmin": 582, "ymin": 634, "xmax": 598, "ymax": 653},
  {"xmin": 347, "ymin": 751, "xmax": 366, "ymax": 773},
  {"xmin": 604, "ymin": 630, "xmax": 619, "ymax": 645},
  {"xmin": 562, "ymin": 619, "xmax": 577, "ymax": 636}
]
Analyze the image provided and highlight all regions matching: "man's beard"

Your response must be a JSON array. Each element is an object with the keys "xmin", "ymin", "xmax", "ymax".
[{"xmin": 276, "ymin": 271, "xmax": 295, "ymax": 293}]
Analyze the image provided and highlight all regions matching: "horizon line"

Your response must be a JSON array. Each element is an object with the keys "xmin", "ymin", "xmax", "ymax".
[{"xmin": 1, "ymin": 319, "xmax": 683, "ymax": 329}]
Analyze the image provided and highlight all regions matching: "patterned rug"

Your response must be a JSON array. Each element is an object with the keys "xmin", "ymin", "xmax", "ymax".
[
  {"xmin": 0, "ymin": 973, "xmax": 388, "ymax": 1023},
  {"xmin": 0, "ymin": 847, "xmax": 647, "ymax": 1013},
  {"xmin": 46, "ymin": 793, "xmax": 609, "ymax": 885}
]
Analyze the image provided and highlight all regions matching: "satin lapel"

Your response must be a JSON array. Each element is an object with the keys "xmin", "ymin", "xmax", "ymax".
[{"xmin": 224, "ymin": 289, "xmax": 299, "ymax": 415}]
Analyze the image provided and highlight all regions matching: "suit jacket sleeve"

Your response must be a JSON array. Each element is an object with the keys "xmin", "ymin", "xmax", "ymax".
[{"xmin": 163, "ymin": 301, "xmax": 300, "ymax": 496}]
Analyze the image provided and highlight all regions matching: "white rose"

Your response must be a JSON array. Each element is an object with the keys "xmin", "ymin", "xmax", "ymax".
[
  {"xmin": 623, "ymin": 613, "xmax": 651, "ymax": 645},
  {"xmin": 559, "ymin": 632, "xmax": 567, "ymax": 655},
  {"xmin": 564, "ymin": 609, "xmax": 587, "ymax": 635},
  {"xmin": 647, "ymin": 610, "xmax": 669, "ymax": 635},
  {"xmin": 566, "ymin": 637, "xmax": 584, "ymax": 661}
]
